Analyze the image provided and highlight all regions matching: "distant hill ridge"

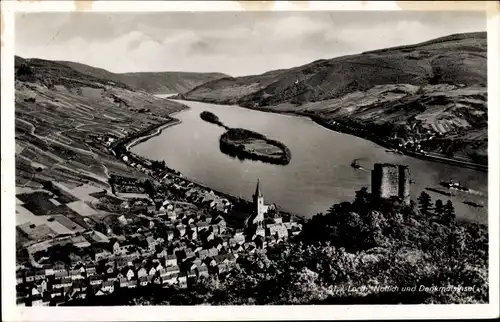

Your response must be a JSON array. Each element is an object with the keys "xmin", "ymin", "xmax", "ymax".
[
  {"xmin": 15, "ymin": 56, "xmax": 229, "ymax": 94},
  {"xmin": 179, "ymin": 31, "xmax": 486, "ymax": 106}
]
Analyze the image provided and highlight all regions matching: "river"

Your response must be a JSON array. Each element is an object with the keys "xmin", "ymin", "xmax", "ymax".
[{"xmin": 131, "ymin": 99, "xmax": 488, "ymax": 224}]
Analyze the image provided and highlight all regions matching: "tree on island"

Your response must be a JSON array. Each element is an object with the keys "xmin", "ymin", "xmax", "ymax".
[{"xmin": 417, "ymin": 191, "xmax": 432, "ymax": 214}]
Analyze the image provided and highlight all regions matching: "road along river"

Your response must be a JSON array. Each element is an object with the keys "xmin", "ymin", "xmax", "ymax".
[{"xmin": 131, "ymin": 99, "xmax": 488, "ymax": 224}]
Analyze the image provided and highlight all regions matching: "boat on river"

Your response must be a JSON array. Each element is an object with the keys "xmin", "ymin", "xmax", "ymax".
[{"xmin": 440, "ymin": 179, "xmax": 470, "ymax": 192}]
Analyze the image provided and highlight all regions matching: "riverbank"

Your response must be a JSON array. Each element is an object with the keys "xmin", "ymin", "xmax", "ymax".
[
  {"xmin": 125, "ymin": 119, "xmax": 182, "ymax": 150},
  {"xmin": 174, "ymin": 97, "xmax": 488, "ymax": 172}
]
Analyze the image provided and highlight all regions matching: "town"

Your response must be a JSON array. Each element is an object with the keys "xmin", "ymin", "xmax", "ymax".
[{"xmin": 15, "ymin": 129, "xmax": 303, "ymax": 306}]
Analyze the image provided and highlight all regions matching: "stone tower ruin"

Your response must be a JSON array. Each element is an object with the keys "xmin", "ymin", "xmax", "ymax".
[{"xmin": 371, "ymin": 163, "xmax": 411, "ymax": 205}]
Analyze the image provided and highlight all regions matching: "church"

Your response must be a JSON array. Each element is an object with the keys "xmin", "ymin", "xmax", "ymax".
[{"xmin": 248, "ymin": 179, "xmax": 276, "ymax": 227}]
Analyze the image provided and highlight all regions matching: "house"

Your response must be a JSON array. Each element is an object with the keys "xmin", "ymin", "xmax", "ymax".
[
  {"xmin": 148, "ymin": 267, "xmax": 156, "ymax": 276},
  {"xmin": 166, "ymin": 230, "xmax": 175, "ymax": 242},
  {"xmin": 53, "ymin": 279, "xmax": 64, "ymax": 289},
  {"xmin": 44, "ymin": 267, "xmax": 55, "ymax": 276},
  {"xmin": 158, "ymin": 269, "xmax": 168, "ymax": 279},
  {"xmin": 197, "ymin": 249, "xmax": 209, "ymax": 260},
  {"xmin": 39, "ymin": 279, "xmax": 48, "ymax": 293},
  {"xmin": 31, "ymin": 294, "xmax": 43, "ymax": 306},
  {"xmin": 146, "ymin": 236, "xmax": 157, "ymax": 252},
  {"xmin": 207, "ymin": 258, "xmax": 217, "ymax": 267},
  {"xmin": 137, "ymin": 267, "xmax": 147, "ymax": 278},
  {"xmin": 90, "ymin": 275, "xmax": 103, "ymax": 286},
  {"xmin": 163, "ymin": 273, "xmax": 178, "ymax": 286},
  {"xmin": 273, "ymin": 226, "xmax": 289, "ymax": 241},
  {"xmin": 62, "ymin": 276, "xmax": 73, "ymax": 287},
  {"xmin": 255, "ymin": 227, "xmax": 266, "ymax": 238},
  {"xmin": 31, "ymin": 285, "xmax": 41, "ymax": 296},
  {"xmin": 197, "ymin": 265, "xmax": 209, "ymax": 278},
  {"xmin": 233, "ymin": 234, "xmax": 245, "ymax": 244},
  {"xmin": 128, "ymin": 280, "xmax": 138, "ymax": 288},
  {"xmin": 207, "ymin": 247, "xmax": 219, "ymax": 258},
  {"xmin": 69, "ymin": 270, "xmax": 83, "ymax": 280},
  {"xmin": 115, "ymin": 258, "xmax": 128, "ymax": 269},
  {"xmin": 192, "ymin": 258, "xmax": 203, "ymax": 268},
  {"xmin": 101, "ymin": 280, "xmax": 114, "ymax": 293},
  {"xmin": 155, "ymin": 262, "xmax": 164, "ymax": 272},
  {"xmin": 233, "ymin": 244, "xmax": 244, "ymax": 253},
  {"xmin": 166, "ymin": 266, "xmax": 180, "ymax": 276},
  {"xmin": 95, "ymin": 250, "xmax": 112, "ymax": 261},
  {"xmin": 126, "ymin": 268, "xmax": 135, "ymax": 281},
  {"xmin": 118, "ymin": 214, "xmax": 128, "ymax": 226},
  {"xmin": 113, "ymin": 241, "xmax": 134, "ymax": 255},
  {"xmin": 86, "ymin": 265, "xmax": 97, "ymax": 276},
  {"xmin": 176, "ymin": 224, "xmax": 186, "ymax": 237},
  {"xmin": 25, "ymin": 271, "xmax": 35, "ymax": 283},
  {"xmin": 119, "ymin": 278, "xmax": 129, "ymax": 288},
  {"xmin": 72, "ymin": 280, "xmax": 86, "ymax": 292},
  {"xmin": 217, "ymin": 264, "xmax": 229, "ymax": 274},
  {"xmin": 53, "ymin": 264, "xmax": 67, "ymax": 273},
  {"xmin": 106, "ymin": 266, "xmax": 115, "ymax": 275},
  {"xmin": 215, "ymin": 253, "xmax": 236, "ymax": 266},
  {"xmin": 152, "ymin": 275, "xmax": 162, "ymax": 285},
  {"xmin": 34, "ymin": 270, "xmax": 46, "ymax": 281},
  {"xmin": 138, "ymin": 276, "xmax": 149, "ymax": 287},
  {"xmin": 165, "ymin": 254, "xmax": 177, "ymax": 267},
  {"xmin": 167, "ymin": 210, "xmax": 176, "ymax": 220},
  {"xmin": 50, "ymin": 289, "xmax": 63, "ymax": 298}
]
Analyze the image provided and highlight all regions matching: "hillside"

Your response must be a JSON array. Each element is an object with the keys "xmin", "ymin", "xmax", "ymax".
[
  {"xmin": 15, "ymin": 56, "xmax": 188, "ymax": 190},
  {"xmin": 54, "ymin": 59, "xmax": 228, "ymax": 94},
  {"xmin": 180, "ymin": 32, "xmax": 487, "ymax": 163}
]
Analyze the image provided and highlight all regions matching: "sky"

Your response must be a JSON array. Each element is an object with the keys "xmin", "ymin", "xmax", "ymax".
[{"xmin": 15, "ymin": 11, "xmax": 486, "ymax": 77}]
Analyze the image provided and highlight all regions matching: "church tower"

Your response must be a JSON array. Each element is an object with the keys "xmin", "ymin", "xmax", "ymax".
[{"xmin": 252, "ymin": 179, "xmax": 266, "ymax": 226}]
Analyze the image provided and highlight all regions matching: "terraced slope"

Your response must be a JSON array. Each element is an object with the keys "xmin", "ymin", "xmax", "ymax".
[{"xmin": 15, "ymin": 57, "xmax": 187, "ymax": 189}]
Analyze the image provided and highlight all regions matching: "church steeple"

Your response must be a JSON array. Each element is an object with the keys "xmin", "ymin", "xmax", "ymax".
[{"xmin": 253, "ymin": 178, "xmax": 263, "ymax": 199}]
